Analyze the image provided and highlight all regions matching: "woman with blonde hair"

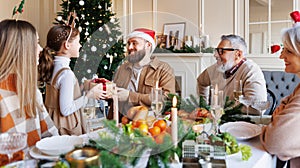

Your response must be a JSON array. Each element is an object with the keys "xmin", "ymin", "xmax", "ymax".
[
  {"xmin": 38, "ymin": 23, "xmax": 105, "ymax": 135},
  {"xmin": 0, "ymin": 19, "xmax": 59, "ymax": 147}
]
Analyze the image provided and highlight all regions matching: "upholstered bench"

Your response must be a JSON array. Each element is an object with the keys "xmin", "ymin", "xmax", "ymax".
[{"xmin": 263, "ymin": 71, "xmax": 300, "ymax": 110}]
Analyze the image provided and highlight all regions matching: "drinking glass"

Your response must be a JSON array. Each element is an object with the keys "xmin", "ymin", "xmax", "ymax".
[
  {"xmin": 150, "ymin": 88, "xmax": 164, "ymax": 118},
  {"xmin": 233, "ymin": 80, "xmax": 243, "ymax": 101},
  {"xmin": 251, "ymin": 100, "xmax": 270, "ymax": 124},
  {"xmin": 0, "ymin": 132, "xmax": 27, "ymax": 163},
  {"xmin": 238, "ymin": 96, "xmax": 253, "ymax": 116},
  {"xmin": 83, "ymin": 98, "xmax": 96, "ymax": 120}
]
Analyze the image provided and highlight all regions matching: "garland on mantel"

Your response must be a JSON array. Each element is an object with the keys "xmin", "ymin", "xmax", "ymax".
[{"xmin": 154, "ymin": 45, "xmax": 214, "ymax": 54}]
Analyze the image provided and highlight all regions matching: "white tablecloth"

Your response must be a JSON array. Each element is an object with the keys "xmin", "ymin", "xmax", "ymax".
[{"xmin": 226, "ymin": 136, "xmax": 275, "ymax": 168}]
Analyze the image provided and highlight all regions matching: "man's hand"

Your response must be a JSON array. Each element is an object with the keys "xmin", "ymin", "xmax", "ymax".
[{"xmin": 116, "ymin": 87, "xmax": 129, "ymax": 101}]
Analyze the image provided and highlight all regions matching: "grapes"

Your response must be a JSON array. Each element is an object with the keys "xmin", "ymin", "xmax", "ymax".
[{"xmin": 240, "ymin": 144, "xmax": 252, "ymax": 161}]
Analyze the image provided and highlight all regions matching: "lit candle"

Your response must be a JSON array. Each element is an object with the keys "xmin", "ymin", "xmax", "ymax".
[{"xmin": 171, "ymin": 96, "xmax": 178, "ymax": 147}]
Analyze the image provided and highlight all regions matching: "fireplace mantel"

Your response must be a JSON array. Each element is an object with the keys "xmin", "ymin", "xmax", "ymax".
[{"xmin": 154, "ymin": 53, "xmax": 284, "ymax": 98}]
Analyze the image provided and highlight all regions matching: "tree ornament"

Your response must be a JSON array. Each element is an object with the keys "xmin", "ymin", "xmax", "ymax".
[
  {"xmin": 85, "ymin": 21, "xmax": 89, "ymax": 25},
  {"xmin": 109, "ymin": 37, "xmax": 113, "ymax": 42},
  {"xmin": 104, "ymin": 65, "xmax": 108, "ymax": 70},
  {"xmin": 91, "ymin": 46, "xmax": 97, "ymax": 52},
  {"xmin": 102, "ymin": 44, "xmax": 107, "ymax": 49},
  {"xmin": 79, "ymin": 0, "xmax": 85, "ymax": 6},
  {"xmin": 98, "ymin": 5, "xmax": 102, "ymax": 9},
  {"xmin": 85, "ymin": 31, "xmax": 89, "ymax": 36},
  {"xmin": 87, "ymin": 69, "xmax": 91, "ymax": 73},
  {"xmin": 57, "ymin": 16, "xmax": 63, "ymax": 21},
  {"xmin": 110, "ymin": 18, "xmax": 115, "ymax": 23},
  {"xmin": 78, "ymin": 26, "xmax": 82, "ymax": 32}
]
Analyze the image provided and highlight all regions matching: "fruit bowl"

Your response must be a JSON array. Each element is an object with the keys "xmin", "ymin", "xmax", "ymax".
[{"xmin": 36, "ymin": 135, "xmax": 83, "ymax": 156}]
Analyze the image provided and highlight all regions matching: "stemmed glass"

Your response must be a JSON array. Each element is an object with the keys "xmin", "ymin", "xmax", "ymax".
[
  {"xmin": 0, "ymin": 132, "xmax": 27, "ymax": 163},
  {"xmin": 251, "ymin": 100, "xmax": 270, "ymax": 124},
  {"xmin": 150, "ymin": 88, "xmax": 164, "ymax": 118},
  {"xmin": 238, "ymin": 96, "xmax": 254, "ymax": 116},
  {"xmin": 233, "ymin": 80, "xmax": 243, "ymax": 101}
]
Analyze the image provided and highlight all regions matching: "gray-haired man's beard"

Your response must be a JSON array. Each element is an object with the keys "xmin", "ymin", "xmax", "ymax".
[
  {"xmin": 127, "ymin": 48, "xmax": 146, "ymax": 63},
  {"xmin": 217, "ymin": 59, "xmax": 235, "ymax": 73}
]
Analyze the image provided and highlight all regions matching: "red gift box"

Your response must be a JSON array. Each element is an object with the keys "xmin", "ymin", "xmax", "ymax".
[{"xmin": 84, "ymin": 78, "xmax": 116, "ymax": 96}]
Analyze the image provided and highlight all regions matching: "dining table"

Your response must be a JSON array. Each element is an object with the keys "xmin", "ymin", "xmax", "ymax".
[
  {"xmin": 225, "ymin": 136, "xmax": 275, "ymax": 168},
  {"xmin": 21, "ymin": 115, "xmax": 277, "ymax": 168}
]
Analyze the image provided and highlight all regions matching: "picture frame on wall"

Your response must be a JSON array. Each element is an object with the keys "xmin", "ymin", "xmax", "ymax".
[{"xmin": 163, "ymin": 22, "xmax": 186, "ymax": 49}]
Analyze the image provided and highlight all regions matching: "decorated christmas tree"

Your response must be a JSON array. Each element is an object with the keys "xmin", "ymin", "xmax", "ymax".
[{"xmin": 55, "ymin": 0, "xmax": 125, "ymax": 81}]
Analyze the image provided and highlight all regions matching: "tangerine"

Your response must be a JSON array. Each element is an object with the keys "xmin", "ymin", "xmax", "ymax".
[
  {"xmin": 155, "ymin": 132, "xmax": 166, "ymax": 144},
  {"xmin": 149, "ymin": 126, "xmax": 161, "ymax": 137},
  {"xmin": 153, "ymin": 120, "xmax": 167, "ymax": 131},
  {"xmin": 136, "ymin": 119, "xmax": 147, "ymax": 127}
]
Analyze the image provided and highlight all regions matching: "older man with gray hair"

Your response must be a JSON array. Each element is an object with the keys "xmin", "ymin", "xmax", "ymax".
[{"xmin": 197, "ymin": 34, "xmax": 267, "ymax": 115}]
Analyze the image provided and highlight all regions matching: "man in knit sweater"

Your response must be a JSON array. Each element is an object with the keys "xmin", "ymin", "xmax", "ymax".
[{"xmin": 197, "ymin": 34, "xmax": 267, "ymax": 115}]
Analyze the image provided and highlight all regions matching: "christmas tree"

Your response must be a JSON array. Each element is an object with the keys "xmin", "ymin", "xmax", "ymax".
[{"xmin": 55, "ymin": 0, "xmax": 125, "ymax": 81}]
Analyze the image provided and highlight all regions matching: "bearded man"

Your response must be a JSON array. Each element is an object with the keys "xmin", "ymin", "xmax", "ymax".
[
  {"xmin": 112, "ymin": 28, "xmax": 176, "ymax": 116},
  {"xmin": 197, "ymin": 34, "xmax": 267, "ymax": 115}
]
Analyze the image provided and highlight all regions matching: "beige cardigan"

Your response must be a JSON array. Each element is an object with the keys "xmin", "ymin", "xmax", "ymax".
[{"xmin": 261, "ymin": 84, "xmax": 300, "ymax": 168}]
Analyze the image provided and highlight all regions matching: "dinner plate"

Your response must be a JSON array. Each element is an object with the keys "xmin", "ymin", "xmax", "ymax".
[
  {"xmin": 219, "ymin": 121, "xmax": 262, "ymax": 140},
  {"xmin": 29, "ymin": 146, "xmax": 59, "ymax": 160}
]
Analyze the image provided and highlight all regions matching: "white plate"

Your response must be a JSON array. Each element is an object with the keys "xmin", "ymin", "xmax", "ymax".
[
  {"xmin": 219, "ymin": 121, "xmax": 262, "ymax": 140},
  {"xmin": 36, "ymin": 135, "xmax": 83, "ymax": 156},
  {"xmin": 29, "ymin": 146, "xmax": 59, "ymax": 160}
]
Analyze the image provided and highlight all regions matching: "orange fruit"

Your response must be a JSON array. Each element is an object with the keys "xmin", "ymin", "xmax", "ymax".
[
  {"xmin": 154, "ymin": 120, "xmax": 167, "ymax": 131},
  {"xmin": 138, "ymin": 124, "xmax": 149, "ymax": 135},
  {"xmin": 149, "ymin": 126, "xmax": 161, "ymax": 137},
  {"xmin": 155, "ymin": 132, "xmax": 166, "ymax": 144},
  {"xmin": 121, "ymin": 116, "xmax": 129, "ymax": 125},
  {"xmin": 135, "ymin": 119, "xmax": 147, "ymax": 128}
]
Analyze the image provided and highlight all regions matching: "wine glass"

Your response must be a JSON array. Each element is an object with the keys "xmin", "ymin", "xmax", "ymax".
[
  {"xmin": 150, "ymin": 88, "xmax": 164, "ymax": 118},
  {"xmin": 238, "ymin": 96, "xmax": 254, "ymax": 116},
  {"xmin": 0, "ymin": 132, "xmax": 27, "ymax": 163},
  {"xmin": 251, "ymin": 100, "xmax": 270, "ymax": 124},
  {"xmin": 233, "ymin": 80, "xmax": 243, "ymax": 101},
  {"xmin": 83, "ymin": 97, "xmax": 96, "ymax": 120}
]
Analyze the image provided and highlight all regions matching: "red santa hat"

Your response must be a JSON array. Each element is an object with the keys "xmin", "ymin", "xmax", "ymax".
[{"xmin": 127, "ymin": 28, "xmax": 156, "ymax": 52}]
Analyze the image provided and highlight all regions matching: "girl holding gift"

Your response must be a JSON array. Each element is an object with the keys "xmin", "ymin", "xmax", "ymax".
[
  {"xmin": 0, "ymin": 19, "xmax": 59, "ymax": 147},
  {"xmin": 38, "ymin": 19, "xmax": 105, "ymax": 135}
]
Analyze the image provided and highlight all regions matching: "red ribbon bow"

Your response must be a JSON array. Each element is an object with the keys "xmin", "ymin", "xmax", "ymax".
[
  {"xmin": 271, "ymin": 45, "xmax": 281, "ymax": 54},
  {"xmin": 91, "ymin": 78, "xmax": 110, "ymax": 91},
  {"xmin": 290, "ymin": 11, "xmax": 300, "ymax": 23}
]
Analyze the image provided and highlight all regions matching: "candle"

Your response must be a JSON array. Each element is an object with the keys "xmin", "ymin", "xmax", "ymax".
[
  {"xmin": 109, "ymin": 55, "xmax": 113, "ymax": 64},
  {"xmin": 213, "ymin": 84, "xmax": 218, "ymax": 107},
  {"xmin": 112, "ymin": 86, "xmax": 118, "ymax": 126},
  {"xmin": 155, "ymin": 81, "xmax": 159, "ymax": 116},
  {"xmin": 171, "ymin": 96, "xmax": 178, "ymax": 147}
]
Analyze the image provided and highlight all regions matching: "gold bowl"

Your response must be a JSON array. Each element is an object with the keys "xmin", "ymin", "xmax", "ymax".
[{"xmin": 65, "ymin": 147, "xmax": 100, "ymax": 168}]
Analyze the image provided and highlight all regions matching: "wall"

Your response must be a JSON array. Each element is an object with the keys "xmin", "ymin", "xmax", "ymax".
[{"xmin": 0, "ymin": 0, "xmax": 58, "ymax": 47}]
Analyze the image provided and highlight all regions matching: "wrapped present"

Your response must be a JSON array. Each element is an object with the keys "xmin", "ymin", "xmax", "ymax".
[{"xmin": 84, "ymin": 78, "xmax": 116, "ymax": 96}]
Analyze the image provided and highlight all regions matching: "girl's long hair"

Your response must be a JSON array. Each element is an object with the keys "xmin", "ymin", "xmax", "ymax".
[
  {"xmin": 0, "ymin": 19, "xmax": 39, "ymax": 117},
  {"xmin": 38, "ymin": 25, "xmax": 79, "ymax": 83}
]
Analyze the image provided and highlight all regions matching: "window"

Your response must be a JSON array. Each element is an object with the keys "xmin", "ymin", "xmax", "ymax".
[{"xmin": 247, "ymin": 0, "xmax": 295, "ymax": 54}]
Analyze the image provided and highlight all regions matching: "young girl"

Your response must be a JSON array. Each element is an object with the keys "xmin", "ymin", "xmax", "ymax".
[
  {"xmin": 0, "ymin": 19, "xmax": 59, "ymax": 147},
  {"xmin": 38, "ymin": 24, "xmax": 105, "ymax": 135}
]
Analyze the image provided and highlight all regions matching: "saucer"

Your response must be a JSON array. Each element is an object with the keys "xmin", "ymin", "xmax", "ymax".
[{"xmin": 29, "ymin": 146, "xmax": 59, "ymax": 160}]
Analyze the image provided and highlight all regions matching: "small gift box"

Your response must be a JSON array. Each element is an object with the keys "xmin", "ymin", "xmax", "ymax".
[{"xmin": 84, "ymin": 78, "xmax": 116, "ymax": 96}]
